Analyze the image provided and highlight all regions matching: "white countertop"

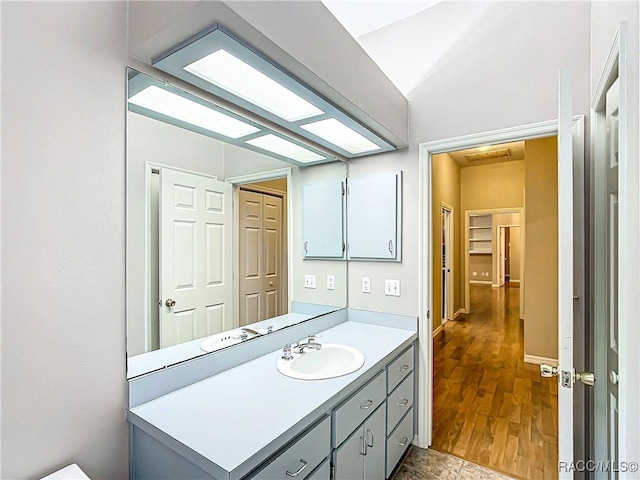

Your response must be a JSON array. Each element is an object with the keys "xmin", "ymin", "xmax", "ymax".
[
  {"xmin": 129, "ymin": 320, "xmax": 416, "ymax": 476},
  {"xmin": 127, "ymin": 312, "xmax": 313, "ymax": 379}
]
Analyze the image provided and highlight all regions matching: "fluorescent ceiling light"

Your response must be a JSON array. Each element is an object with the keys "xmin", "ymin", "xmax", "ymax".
[
  {"xmin": 301, "ymin": 118, "xmax": 381, "ymax": 154},
  {"xmin": 246, "ymin": 134, "xmax": 325, "ymax": 163},
  {"xmin": 128, "ymin": 85, "xmax": 259, "ymax": 139},
  {"xmin": 184, "ymin": 49, "xmax": 324, "ymax": 122}
]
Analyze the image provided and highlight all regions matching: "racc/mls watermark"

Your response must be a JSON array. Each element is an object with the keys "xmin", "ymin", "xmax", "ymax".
[{"xmin": 558, "ymin": 461, "xmax": 639, "ymax": 473}]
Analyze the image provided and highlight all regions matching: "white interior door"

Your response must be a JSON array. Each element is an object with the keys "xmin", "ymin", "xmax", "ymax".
[
  {"xmin": 593, "ymin": 21, "xmax": 639, "ymax": 472},
  {"xmin": 159, "ymin": 168, "xmax": 233, "ymax": 347},
  {"xmin": 554, "ymin": 68, "xmax": 576, "ymax": 473},
  {"xmin": 498, "ymin": 227, "xmax": 506, "ymax": 287}
]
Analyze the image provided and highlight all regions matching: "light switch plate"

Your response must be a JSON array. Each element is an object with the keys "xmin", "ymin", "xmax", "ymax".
[
  {"xmin": 362, "ymin": 277, "xmax": 371, "ymax": 293},
  {"xmin": 384, "ymin": 279, "xmax": 400, "ymax": 296},
  {"xmin": 327, "ymin": 274, "xmax": 335, "ymax": 290},
  {"xmin": 304, "ymin": 274, "xmax": 316, "ymax": 289}
]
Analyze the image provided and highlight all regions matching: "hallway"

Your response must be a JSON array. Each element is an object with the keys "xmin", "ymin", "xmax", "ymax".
[{"xmin": 432, "ymin": 284, "xmax": 558, "ymax": 479}]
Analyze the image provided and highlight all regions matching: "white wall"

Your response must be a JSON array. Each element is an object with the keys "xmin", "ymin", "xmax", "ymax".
[
  {"xmin": 348, "ymin": 1, "xmax": 591, "ymax": 317},
  {"xmin": 1, "ymin": 2, "xmax": 128, "ymax": 478}
]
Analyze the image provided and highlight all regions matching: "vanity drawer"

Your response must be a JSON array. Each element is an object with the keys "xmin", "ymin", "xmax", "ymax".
[
  {"xmin": 387, "ymin": 372, "xmax": 414, "ymax": 432},
  {"xmin": 252, "ymin": 416, "xmax": 330, "ymax": 480},
  {"xmin": 306, "ymin": 459, "xmax": 330, "ymax": 480},
  {"xmin": 386, "ymin": 408, "xmax": 414, "ymax": 478},
  {"xmin": 332, "ymin": 371, "xmax": 386, "ymax": 447},
  {"xmin": 386, "ymin": 345, "xmax": 414, "ymax": 393}
]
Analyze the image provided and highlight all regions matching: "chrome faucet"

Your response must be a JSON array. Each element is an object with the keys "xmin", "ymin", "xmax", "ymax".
[{"xmin": 294, "ymin": 334, "xmax": 322, "ymax": 354}]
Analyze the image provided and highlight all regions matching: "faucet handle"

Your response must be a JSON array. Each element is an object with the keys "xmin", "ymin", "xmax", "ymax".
[
  {"xmin": 307, "ymin": 333, "xmax": 321, "ymax": 342},
  {"xmin": 282, "ymin": 343, "xmax": 293, "ymax": 360}
]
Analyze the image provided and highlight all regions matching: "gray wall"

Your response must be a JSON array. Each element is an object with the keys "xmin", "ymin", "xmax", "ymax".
[
  {"xmin": 1, "ymin": 2, "xmax": 128, "ymax": 479},
  {"xmin": 348, "ymin": 1, "xmax": 591, "ymax": 317}
]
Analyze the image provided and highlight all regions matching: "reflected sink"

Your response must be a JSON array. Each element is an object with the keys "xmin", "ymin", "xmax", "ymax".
[
  {"xmin": 200, "ymin": 334, "xmax": 243, "ymax": 353},
  {"xmin": 276, "ymin": 344, "xmax": 365, "ymax": 380}
]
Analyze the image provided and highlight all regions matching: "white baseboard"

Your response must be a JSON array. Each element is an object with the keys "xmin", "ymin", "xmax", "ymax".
[
  {"xmin": 524, "ymin": 354, "xmax": 558, "ymax": 365},
  {"xmin": 470, "ymin": 280, "xmax": 492, "ymax": 285},
  {"xmin": 453, "ymin": 308, "xmax": 466, "ymax": 319},
  {"xmin": 432, "ymin": 324, "xmax": 443, "ymax": 338},
  {"xmin": 492, "ymin": 283, "xmax": 500, "ymax": 288},
  {"xmin": 510, "ymin": 279, "xmax": 521, "ymax": 284}
]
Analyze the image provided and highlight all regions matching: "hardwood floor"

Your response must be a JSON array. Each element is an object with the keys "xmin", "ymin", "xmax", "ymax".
[{"xmin": 432, "ymin": 284, "xmax": 558, "ymax": 480}]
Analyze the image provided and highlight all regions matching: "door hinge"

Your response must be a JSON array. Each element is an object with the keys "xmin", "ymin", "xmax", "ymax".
[
  {"xmin": 330, "ymin": 464, "xmax": 335, "ymax": 479},
  {"xmin": 341, "ymin": 182, "xmax": 345, "ymax": 196},
  {"xmin": 342, "ymin": 242, "xmax": 346, "ymax": 252}
]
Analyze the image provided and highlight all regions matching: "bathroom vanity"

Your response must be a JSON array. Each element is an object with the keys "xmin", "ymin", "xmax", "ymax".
[{"xmin": 127, "ymin": 310, "xmax": 417, "ymax": 480}]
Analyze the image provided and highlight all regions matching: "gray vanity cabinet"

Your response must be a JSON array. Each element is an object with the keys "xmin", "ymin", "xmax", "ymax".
[{"xmin": 333, "ymin": 404, "xmax": 385, "ymax": 480}]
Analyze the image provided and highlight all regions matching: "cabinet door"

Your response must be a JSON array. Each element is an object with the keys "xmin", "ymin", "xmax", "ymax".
[
  {"xmin": 363, "ymin": 404, "xmax": 386, "ymax": 480},
  {"xmin": 347, "ymin": 171, "xmax": 402, "ymax": 261},
  {"xmin": 302, "ymin": 180, "xmax": 345, "ymax": 258},
  {"xmin": 333, "ymin": 425, "xmax": 365, "ymax": 480}
]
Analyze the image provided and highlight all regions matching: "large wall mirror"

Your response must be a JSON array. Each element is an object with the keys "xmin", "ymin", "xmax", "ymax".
[{"xmin": 126, "ymin": 68, "xmax": 348, "ymax": 378}]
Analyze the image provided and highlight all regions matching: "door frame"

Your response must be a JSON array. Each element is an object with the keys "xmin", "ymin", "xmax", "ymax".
[
  {"xmin": 463, "ymin": 207, "xmax": 524, "ymax": 317},
  {"xmin": 417, "ymin": 117, "xmax": 586, "ymax": 452},
  {"xmin": 227, "ymin": 168, "xmax": 293, "ymax": 327},
  {"xmin": 590, "ymin": 22, "xmax": 640, "ymax": 466},
  {"xmin": 440, "ymin": 203, "xmax": 454, "ymax": 325}
]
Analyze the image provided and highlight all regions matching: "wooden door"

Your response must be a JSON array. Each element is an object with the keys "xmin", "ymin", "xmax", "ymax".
[
  {"xmin": 239, "ymin": 189, "xmax": 283, "ymax": 325},
  {"xmin": 159, "ymin": 168, "xmax": 232, "ymax": 347}
]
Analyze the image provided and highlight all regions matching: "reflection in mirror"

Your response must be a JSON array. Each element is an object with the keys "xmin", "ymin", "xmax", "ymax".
[{"xmin": 126, "ymin": 69, "xmax": 348, "ymax": 378}]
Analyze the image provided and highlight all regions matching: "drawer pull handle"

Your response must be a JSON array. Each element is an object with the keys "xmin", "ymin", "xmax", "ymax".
[
  {"xmin": 397, "ymin": 437, "xmax": 409, "ymax": 447},
  {"xmin": 399, "ymin": 364, "xmax": 410, "ymax": 372},
  {"xmin": 360, "ymin": 436, "xmax": 367, "ymax": 456},
  {"xmin": 360, "ymin": 399, "xmax": 374, "ymax": 410},
  {"xmin": 286, "ymin": 459, "xmax": 308, "ymax": 477},
  {"xmin": 366, "ymin": 429, "xmax": 374, "ymax": 448},
  {"xmin": 398, "ymin": 399, "xmax": 409, "ymax": 407}
]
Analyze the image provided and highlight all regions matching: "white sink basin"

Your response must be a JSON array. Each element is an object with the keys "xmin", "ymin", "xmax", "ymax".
[
  {"xmin": 276, "ymin": 344, "xmax": 365, "ymax": 380},
  {"xmin": 200, "ymin": 334, "xmax": 243, "ymax": 353}
]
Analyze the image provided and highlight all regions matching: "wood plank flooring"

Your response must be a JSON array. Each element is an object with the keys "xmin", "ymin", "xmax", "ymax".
[{"xmin": 432, "ymin": 284, "xmax": 558, "ymax": 480}]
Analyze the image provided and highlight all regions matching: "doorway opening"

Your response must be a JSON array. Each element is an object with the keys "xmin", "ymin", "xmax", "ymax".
[{"xmin": 430, "ymin": 137, "xmax": 558, "ymax": 479}]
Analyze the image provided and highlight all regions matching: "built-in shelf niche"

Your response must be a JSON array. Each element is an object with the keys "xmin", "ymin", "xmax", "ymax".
[{"xmin": 469, "ymin": 214, "xmax": 492, "ymax": 254}]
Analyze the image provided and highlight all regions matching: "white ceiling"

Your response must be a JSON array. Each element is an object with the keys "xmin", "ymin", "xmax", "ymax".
[{"xmin": 321, "ymin": 0, "xmax": 445, "ymax": 38}]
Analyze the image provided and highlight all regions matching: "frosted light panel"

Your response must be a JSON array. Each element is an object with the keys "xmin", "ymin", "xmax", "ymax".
[
  {"xmin": 246, "ymin": 134, "xmax": 325, "ymax": 163},
  {"xmin": 184, "ymin": 50, "xmax": 324, "ymax": 122},
  {"xmin": 301, "ymin": 118, "xmax": 381, "ymax": 154},
  {"xmin": 129, "ymin": 86, "xmax": 260, "ymax": 139}
]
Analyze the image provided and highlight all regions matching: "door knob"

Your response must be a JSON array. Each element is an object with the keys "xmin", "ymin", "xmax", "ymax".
[
  {"xmin": 576, "ymin": 371, "xmax": 596, "ymax": 386},
  {"xmin": 165, "ymin": 298, "xmax": 176, "ymax": 307},
  {"xmin": 540, "ymin": 364, "xmax": 558, "ymax": 378}
]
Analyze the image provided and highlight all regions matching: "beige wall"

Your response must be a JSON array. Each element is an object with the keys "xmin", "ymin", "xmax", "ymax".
[
  {"xmin": 461, "ymin": 161, "xmax": 525, "ymax": 302},
  {"xmin": 432, "ymin": 153, "xmax": 462, "ymax": 330},
  {"xmin": 524, "ymin": 137, "xmax": 558, "ymax": 360},
  {"xmin": 461, "ymin": 160, "xmax": 525, "ymax": 211},
  {"xmin": 509, "ymin": 227, "xmax": 522, "ymax": 282}
]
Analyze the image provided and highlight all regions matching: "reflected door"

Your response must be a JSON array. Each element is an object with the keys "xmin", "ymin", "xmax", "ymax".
[
  {"xmin": 159, "ymin": 168, "xmax": 233, "ymax": 348},
  {"xmin": 239, "ymin": 189, "xmax": 283, "ymax": 325}
]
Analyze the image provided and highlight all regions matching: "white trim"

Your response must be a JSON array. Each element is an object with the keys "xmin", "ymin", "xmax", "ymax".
[
  {"xmin": 432, "ymin": 324, "xmax": 443, "ymax": 338},
  {"xmin": 509, "ymin": 279, "xmax": 521, "ymax": 284},
  {"xmin": 470, "ymin": 280, "xmax": 492, "ymax": 285},
  {"xmin": 418, "ymin": 115, "xmax": 584, "ymax": 452},
  {"xmin": 492, "ymin": 283, "xmax": 500, "ymax": 288},
  {"xmin": 441, "ymin": 202, "xmax": 454, "ymax": 323},
  {"xmin": 453, "ymin": 308, "xmax": 466, "ymax": 319},
  {"xmin": 524, "ymin": 354, "xmax": 558, "ymax": 365}
]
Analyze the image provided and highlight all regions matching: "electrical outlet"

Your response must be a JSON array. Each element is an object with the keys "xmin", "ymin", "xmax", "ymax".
[
  {"xmin": 327, "ymin": 274, "xmax": 335, "ymax": 290},
  {"xmin": 472, "ymin": 271, "xmax": 477, "ymax": 277},
  {"xmin": 362, "ymin": 277, "xmax": 371, "ymax": 293},
  {"xmin": 304, "ymin": 274, "xmax": 316, "ymax": 289},
  {"xmin": 384, "ymin": 279, "xmax": 401, "ymax": 297}
]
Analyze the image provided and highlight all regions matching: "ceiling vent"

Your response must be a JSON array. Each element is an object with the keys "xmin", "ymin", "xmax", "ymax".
[{"xmin": 464, "ymin": 148, "xmax": 511, "ymax": 162}]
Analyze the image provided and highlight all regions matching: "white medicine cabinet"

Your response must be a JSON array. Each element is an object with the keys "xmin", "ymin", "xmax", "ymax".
[
  {"xmin": 347, "ymin": 170, "xmax": 402, "ymax": 261},
  {"xmin": 302, "ymin": 179, "xmax": 346, "ymax": 259}
]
